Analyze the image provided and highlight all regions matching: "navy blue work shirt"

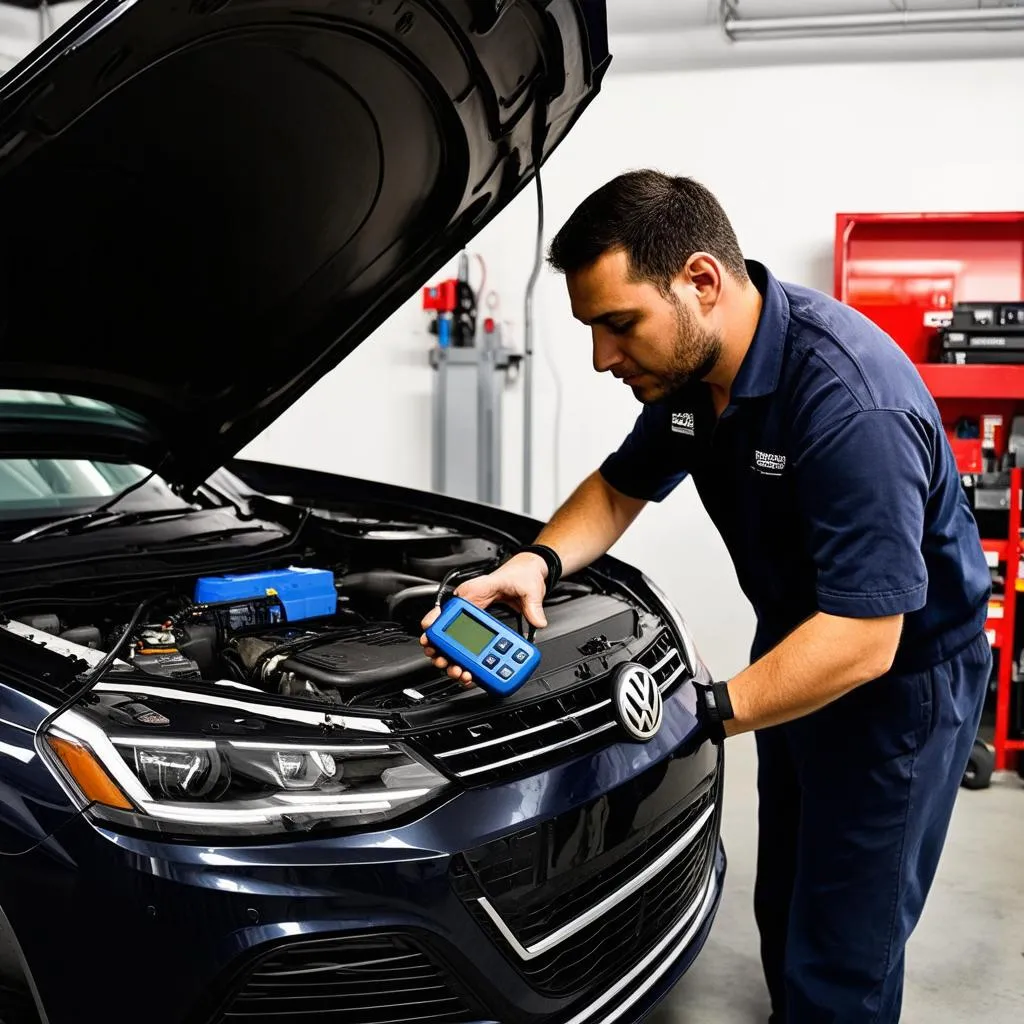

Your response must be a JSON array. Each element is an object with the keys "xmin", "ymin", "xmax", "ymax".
[{"xmin": 600, "ymin": 260, "xmax": 991, "ymax": 672}]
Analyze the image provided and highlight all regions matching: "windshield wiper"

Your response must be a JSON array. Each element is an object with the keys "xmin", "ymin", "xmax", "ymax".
[{"xmin": 10, "ymin": 507, "xmax": 198, "ymax": 543}]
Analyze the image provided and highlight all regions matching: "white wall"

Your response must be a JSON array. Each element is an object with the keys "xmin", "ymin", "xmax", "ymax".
[{"xmin": 244, "ymin": 56, "xmax": 1024, "ymax": 679}]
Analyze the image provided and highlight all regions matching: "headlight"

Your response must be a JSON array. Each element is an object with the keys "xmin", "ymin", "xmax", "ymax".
[
  {"xmin": 640, "ymin": 573, "xmax": 707, "ymax": 681},
  {"xmin": 40, "ymin": 705, "xmax": 446, "ymax": 837}
]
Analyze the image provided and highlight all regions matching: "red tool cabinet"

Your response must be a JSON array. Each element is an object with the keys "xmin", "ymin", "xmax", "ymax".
[{"xmin": 835, "ymin": 211, "xmax": 1024, "ymax": 773}]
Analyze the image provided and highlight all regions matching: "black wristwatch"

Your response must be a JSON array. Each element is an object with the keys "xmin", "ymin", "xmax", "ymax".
[
  {"xmin": 694, "ymin": 680, "xmax": 734, "ymax": 743},
  {"xmin": 517, "ymin": 544, "xmax": 562, "ymax": 592}
]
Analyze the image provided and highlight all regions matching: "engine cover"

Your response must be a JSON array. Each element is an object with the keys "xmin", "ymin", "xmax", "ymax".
[{"xmin": 239, "ymin": 622, "xmax": 428, "ymax": 692}]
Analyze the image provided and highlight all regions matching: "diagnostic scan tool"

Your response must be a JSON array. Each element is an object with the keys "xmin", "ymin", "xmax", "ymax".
[{"xmin": 426, "ymin": 596, "xmax": 541, "ymax": 696}]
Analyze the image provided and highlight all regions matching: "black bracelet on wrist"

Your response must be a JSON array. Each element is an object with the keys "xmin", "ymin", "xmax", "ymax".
[
  {"xmin": 517, "ymin": 544, "xmax": 562, "ymax": 592},
  {"xmin": 711, "ymin": 681, "xmax": 734, "ymax": 721},
  {"xmin": 695, "ymin": 680, "xmax": 734, "ymax": 743}
]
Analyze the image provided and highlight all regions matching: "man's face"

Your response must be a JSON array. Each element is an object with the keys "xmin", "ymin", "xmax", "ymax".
[{"xmin": 567, "ymin": 248, "xmax": 722, "ymax": 403}]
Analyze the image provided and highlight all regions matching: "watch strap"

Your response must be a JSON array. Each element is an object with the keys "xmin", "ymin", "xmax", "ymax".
[
  {"xmin": 695, "ymin": 680, "xmax": 733, "ymax": 743},
  {"xmin": 711, "ymin": 681, "xmax": 734, "ymax": 721},
  {"xmin": 518, "ymin": 544, "xmax": 562, "ymax": 592}
]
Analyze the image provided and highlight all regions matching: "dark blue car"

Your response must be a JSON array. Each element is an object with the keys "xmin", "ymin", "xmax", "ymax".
[{"xmin": 0, "ymin": 2, "xmax": 725, "ymax": 1022}]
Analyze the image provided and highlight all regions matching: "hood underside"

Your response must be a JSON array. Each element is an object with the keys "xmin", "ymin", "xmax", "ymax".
[{"xmin": 0, "ymin": 0, "xmax": 608, "ymax": 489}]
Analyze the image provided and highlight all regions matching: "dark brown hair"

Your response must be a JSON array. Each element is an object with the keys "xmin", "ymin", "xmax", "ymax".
[{"xmin": 547, "ymin": 169, "xmax": 748, "ymax": 288}]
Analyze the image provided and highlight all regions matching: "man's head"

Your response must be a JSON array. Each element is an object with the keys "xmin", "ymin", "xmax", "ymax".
[{"xmin": 548, "ymin": 170, "xmax": 749, "ymax": 403}]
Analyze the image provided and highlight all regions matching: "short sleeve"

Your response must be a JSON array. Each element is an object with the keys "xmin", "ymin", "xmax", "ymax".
[
  {"xmin": 794, "ymin": 408, "xmax": 931, "ymax": 618},
  {"xmin": 599, "ymin": 405, "xmax": 689, "ymax": 502}
]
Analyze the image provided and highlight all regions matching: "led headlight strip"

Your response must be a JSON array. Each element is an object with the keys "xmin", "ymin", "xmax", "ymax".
[{"xmin": 40, "ymin": 709, "xmax": 445, "ymax": 832}]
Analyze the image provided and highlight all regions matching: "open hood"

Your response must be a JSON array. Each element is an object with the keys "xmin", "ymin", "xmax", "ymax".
[{"xmin": 0, "ymin": 0, "xmax": 609, "ymax": 489}]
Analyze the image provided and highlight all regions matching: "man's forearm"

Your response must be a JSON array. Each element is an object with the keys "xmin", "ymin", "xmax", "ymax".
[
  {"xmin": 532, "ymin": 471, "xmax": 646, "ymax": 576},
  {"xmin": 723, "ymin": 611, "xmax": 904, "ymax": 736}
]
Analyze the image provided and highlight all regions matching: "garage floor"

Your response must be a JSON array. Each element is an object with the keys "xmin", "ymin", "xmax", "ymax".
[{"xmin": 653, "ymin": 733, "xmax": 1024, "ymax": 1023}]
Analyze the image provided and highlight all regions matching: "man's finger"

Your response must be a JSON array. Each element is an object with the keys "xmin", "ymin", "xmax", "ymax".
[{"xmin": 455, "ymin": 578, "xmax": 497, "ymax": 609}]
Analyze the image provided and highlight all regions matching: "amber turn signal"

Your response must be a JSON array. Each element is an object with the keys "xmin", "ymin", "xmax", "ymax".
[{"xmin": 46, "ymin": 735, "xmax": 134, "ymax": 810}]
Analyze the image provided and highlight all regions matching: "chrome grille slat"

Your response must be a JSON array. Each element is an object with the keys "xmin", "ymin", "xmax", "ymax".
[
  {"xmin": 436, "ymin": 698, "xmax": 611, "ymax": 758},
  {"xmin": 476, "ymin": 802, "xmax": 715, "ymax": 958},
  {"xmin": 455, "ymin": 772, "xmax": 721, "ymax": 997},
  {"xmin": 454, "ymin": 721, "xmax": 618, "ymax": 778},
  {"xmin": 416, "ymin": 632, "xmax": 687, "ymax": 784}
]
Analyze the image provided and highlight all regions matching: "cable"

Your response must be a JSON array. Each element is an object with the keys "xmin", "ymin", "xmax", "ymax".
[
  {"xmin": 523, "ymin": 158, "xmax": 544, "ymax": 515},
  {"xmin": 433, "ymin": 564, "xmax": 535, "ymax": 642},
  {"xmin": 36, "ymin": 593, "xmax": 160, "ymax": 740},
  {"xmin": 540, "ymin": 269, "xmax": 564, "ymax": 509},
  {"xmin": 434, "ymin": 566, "xmax": 488, "ymax": 609},
  {"xmin": 527, "ymin": 168, "xmax": 563, "ymax": 510},
  {"xmin": 473, "ymin": 253, "xmax": 487, "ymax": 307}
]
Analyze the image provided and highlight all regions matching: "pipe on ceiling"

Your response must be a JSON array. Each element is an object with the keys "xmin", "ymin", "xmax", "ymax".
[
  {"xmin": 724, "ymin": 4, "xmax": 1024, "ymax": 40},
  {"xmin": 606, "ymin": 22, "xmax": 1024, "ymax": 72}
]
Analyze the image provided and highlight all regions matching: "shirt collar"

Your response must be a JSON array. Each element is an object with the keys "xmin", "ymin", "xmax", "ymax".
[{"xmin": 730, "ymin": 259, "xmax": 790, "ymax": 401}]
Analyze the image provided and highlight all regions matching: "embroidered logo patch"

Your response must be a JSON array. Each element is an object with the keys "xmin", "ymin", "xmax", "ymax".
[
  {"xmin": 671, "ymin": 411, "xmax": 695, "ymax": 436},
  {"xmin": 753, "ymin": 449, "xmax": 786, "ymax": 476}
]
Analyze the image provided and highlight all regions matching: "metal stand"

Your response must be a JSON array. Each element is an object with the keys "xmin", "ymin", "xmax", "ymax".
[{"xmin": 430, "ymin": 321, "xmax": 519, "ymax": 505}]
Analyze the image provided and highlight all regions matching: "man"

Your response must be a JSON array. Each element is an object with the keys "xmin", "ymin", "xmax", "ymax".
[{"xmin": 420, "ymin": 170, "xmax": 992, "ymax": 1023}]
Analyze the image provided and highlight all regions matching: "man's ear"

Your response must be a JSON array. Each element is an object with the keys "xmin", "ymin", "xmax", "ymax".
[{"xmin": 680, "ymin": 253, "xmax": 723, "ymax": 313}]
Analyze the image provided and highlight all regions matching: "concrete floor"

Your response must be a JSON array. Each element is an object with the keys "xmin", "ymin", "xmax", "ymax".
[{"xmin": 652, "ymin": 733, "xmax": 1024, "ymax": 1023}]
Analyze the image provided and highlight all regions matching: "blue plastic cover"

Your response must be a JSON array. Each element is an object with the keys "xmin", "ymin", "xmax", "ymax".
[{"xmin": 194, "ymin": 567, "xmax": 336, "ymax": 621}]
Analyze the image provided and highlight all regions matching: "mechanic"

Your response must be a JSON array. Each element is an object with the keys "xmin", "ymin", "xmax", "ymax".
[{"xmin": 420, "ymin": 170, "xmax": 992, "ymax": 1023}]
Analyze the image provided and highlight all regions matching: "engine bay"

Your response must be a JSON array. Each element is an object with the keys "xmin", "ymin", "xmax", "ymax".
[{"xmin": 0, "ymin": 510, "xmax": 651, "ymax": 720}]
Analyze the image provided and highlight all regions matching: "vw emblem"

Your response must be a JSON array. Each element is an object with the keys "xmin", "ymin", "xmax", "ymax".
[{"xmin": 612, "ymin": 663, "xmax": 663, "ymax": 742}]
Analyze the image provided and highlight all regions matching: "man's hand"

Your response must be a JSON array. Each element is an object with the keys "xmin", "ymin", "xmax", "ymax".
[{"xmin": 419, "ymin": 552, "xmax": 549, "ymax": 686}]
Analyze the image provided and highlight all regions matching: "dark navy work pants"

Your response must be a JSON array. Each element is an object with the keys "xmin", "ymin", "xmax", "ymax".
[{"xmin": 754, "ymin": 630, "xmax": 991, "ymax": 1023}]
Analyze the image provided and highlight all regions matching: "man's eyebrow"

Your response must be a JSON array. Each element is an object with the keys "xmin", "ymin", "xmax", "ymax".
[{"xmin": 579, "ymin": 308, "xmax": 640, "ymax": 326}]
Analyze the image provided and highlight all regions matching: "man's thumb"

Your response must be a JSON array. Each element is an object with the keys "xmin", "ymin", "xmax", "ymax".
[{"xmin": 523, "ymin": 595, "xmax": 547, "ymax": 629}]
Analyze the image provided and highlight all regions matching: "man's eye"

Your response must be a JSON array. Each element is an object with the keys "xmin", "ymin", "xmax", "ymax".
[{"xmin": 609, "ymin": 321, "xmax": 634, "ymax": 335}]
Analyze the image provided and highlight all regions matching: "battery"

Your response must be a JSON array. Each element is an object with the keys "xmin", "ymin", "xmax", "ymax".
[{"xmin": 194, "ymin": 567, "xmax": 337, "ymax": 622}]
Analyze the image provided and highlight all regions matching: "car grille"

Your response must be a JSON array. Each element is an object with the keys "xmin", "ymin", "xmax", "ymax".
[
  {"xmin": 452, "ymin": 769, "xmax": 720, "ymax": 997},
  {"xmin": 417, "ymin": 630, "xmax": 687, "ymax": 784},
  {"xmin": 212, "ymin": 933, "xmax": 478, "ymax": 1024}
]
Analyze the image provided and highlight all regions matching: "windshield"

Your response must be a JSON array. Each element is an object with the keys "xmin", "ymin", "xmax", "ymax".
[
  {"xmin": 0, "ymin": 458, "xmax": 185, "ymax": 517},
  {"xmin": 0, "ymin": 388, "xmax": 149, "ymax": 426},
  {"xmin": 0, "ymin": 390, "xmax": 187, "ymax": 520}
]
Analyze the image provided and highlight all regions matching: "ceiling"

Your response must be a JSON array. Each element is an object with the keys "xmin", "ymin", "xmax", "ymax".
[
  {"xmin": 1, "ymin": 2, "xmax": 1022, "ymax": 80},
  {"xmin": 606, "ymin": 0, "xmax": 1024, "ymax": 71}
]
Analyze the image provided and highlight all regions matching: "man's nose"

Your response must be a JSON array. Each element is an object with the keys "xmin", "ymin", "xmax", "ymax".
[{"xmin": 592, "ymin": 330, "xmax": 623, "ymax": 374}]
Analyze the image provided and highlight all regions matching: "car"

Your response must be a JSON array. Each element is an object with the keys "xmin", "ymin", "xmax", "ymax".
[{"xmin": 0, "ymin": 2, "xmax": 725, "ymax": 1023}]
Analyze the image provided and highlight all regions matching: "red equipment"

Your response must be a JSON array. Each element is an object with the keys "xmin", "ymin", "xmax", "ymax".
[
  {"xmin": 422, "ymin": 279, "xmax": 459, "ymax": 313},
  {"xmin": 836, "ymin": 210, "xmax": 1024, "ymax": 777}
]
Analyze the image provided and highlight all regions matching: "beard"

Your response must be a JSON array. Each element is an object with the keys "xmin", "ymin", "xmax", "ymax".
[{"xmin": 633, "ymin": 298, "xmax": 722, "ymax": 404}]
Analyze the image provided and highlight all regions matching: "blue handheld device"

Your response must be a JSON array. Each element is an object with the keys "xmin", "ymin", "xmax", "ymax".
[{"xmin": 425, "ymin": 597, "xmax": 541, "ymax": 696}]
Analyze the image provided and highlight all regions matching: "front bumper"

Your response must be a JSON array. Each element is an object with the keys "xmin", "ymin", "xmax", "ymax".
[{"xmin": 3, "ymin": 684, "xmax": 724, "ymax": 1024}]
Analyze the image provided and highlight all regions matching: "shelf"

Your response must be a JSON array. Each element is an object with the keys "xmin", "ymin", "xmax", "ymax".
[
  {"xmin": 983, "ymin": 539, "xmax": 1008, "ymax": 559},
  {"xmin": 915, "ymin": 363, "xmax": 1024, "ymax": 400}
]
